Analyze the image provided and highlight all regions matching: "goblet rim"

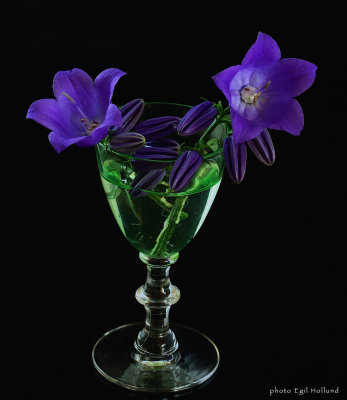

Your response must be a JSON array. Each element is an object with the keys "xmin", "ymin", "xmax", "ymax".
[{"xmin": 102, "ymin": 101, "xmax": 224, "ymax": 162}]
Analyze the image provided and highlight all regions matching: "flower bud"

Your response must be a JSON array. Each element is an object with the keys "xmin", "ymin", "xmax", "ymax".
[
  {"xmin": 109, "ymin": 132, "xmax": 146, "ymax": 153},
  {"xmin": 147, "ymin": 138, "xmax": 180, "ymax": 151},
  {"xmin": 223, "ymin": 135, "xmax": 247, "ymax": 184},
  {"xmin": 129, "ymin": 169, "xmax": 166, "ymax": 198},
  {"xmin": 111, "ymin": 98, "xmax": 145, "ymax": 134},
  {"xmin": 132, "ymin": 146, "xmax": 178, "ymax": 171},
  {"xmin": 177, "ymin": 101, "xmax": 217, "ymax": 136},
  {"xmin": 134, "ymin": 116, "xmax": 181, "ymax": 140},
  {"xmin": 169, "ymin": 150, "xmax": 203, "ymax": 192},
  {"xmin": 247, "ymin": 128, "xmax": 275, "ymax": 166}
]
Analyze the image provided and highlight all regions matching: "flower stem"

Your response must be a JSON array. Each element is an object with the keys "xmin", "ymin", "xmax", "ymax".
[
  {"xmin": 150, "ymin": 195, "xmax": 188, "ymax": 258},
  {"xmin": 147, "ymin": 193, "xmax": 188, "ymax": 220}
]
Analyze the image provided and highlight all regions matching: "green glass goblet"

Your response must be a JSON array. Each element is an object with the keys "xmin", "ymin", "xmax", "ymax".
[{"xmin": 93, "ymin": 102, "xmax": 226, "ymax": 392}]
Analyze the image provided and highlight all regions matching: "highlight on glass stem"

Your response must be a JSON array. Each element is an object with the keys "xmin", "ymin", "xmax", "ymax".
[{"xmin": 26, "ymin": 32, "xmax": 317, "ymax": 392}]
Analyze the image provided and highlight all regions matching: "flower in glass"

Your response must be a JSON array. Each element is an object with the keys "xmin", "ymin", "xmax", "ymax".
[
  {"xmin": 26, "ymin": 68, "xmax": 126, "ymax": 153},
  {"xmin": 212, "ymin": 32, "xmax": 317, "ymax": 144}
]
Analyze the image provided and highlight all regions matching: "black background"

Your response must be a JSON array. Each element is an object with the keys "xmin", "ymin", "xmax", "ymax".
[{"xmin": 6, "ymin": 1, "xmax": 345, "ymax": 399}]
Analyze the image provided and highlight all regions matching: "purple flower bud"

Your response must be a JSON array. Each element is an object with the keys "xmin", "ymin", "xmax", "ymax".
[
  {"xmin": 246, "ymin": 128, "xmax": 275, "ymax": 166},
  {"xmin": 223, "ymin": 135, "xmax": 247, "ymax": 184},
  {"xmin": 132, "ymin": 146, "xmax": 179, "ymax": 171},
  {"xmin": 169, "ymin": 150, "xmax": 203, "ymax": 192},
  {"xmin": 109, "ymin": 132, "xmax": 146, "ymax": 153},
  {"xmin": 112, "ymin": 98, "xmax": 144, "ymax": 134},
  {"xmin": 177, "ymin": 101, "xmax": 217, "ymax": 136},
  {"xmin": 134, "ymin": 116, "xmax": 181, "ymax": 140},
  {"xmin": 147, "ymin": 138, "xmax": 180, "ymax": 151},
  {"xmin": 129, "ymin": 169, "xmax": 166, "ymax": 198}
]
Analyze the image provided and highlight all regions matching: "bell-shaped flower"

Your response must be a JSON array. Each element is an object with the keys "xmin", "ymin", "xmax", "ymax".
[
  {"xmin": 213, "ymin": 32, "xmax": 317, "ymax": 143},
  {"xmin": 111, "ymin": 98, "xmax": 144, "ymax": 134},
  {"xmin": 247, "ymin": 128, "xmax": 275, "ymax": 166},
  {"xmin": 169, "ymin": 150, "xmax": 203, "ymax": 192},
  {"xmin": 177, "ymin": 101, "xmax": 217, "ymax": 136},
  {"xmin": 223, "ymin": 135, "xmax": 247, "ymax": 184},
  {"xmin": 129, "ymin": 169, "xmax": 166, "ymax": 198},
  {"xmin": 26, "ymin": 68, "xmax": 126, "ymax": 153},
  {"xmin": 134, "ymin": 116, "xmax": 181, "ymax": 140},
  {"xmin": 132, "ymin": 145, "xmax": 178, "ymax": 171},
  {"xmin": 109, "ymin": 132, "xmax": 146, "ymax": 153}
]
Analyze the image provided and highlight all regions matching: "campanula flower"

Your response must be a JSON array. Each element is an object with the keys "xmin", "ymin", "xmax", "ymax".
[
  {"xmin": 129, "ymin": 169, "xmax": 166, "ymax": 198},
  {"xmin": 213, "ymin": 32, "xmax": 317, "ymax": 143},
  {"xmin": 27, "ymin": 68, "xmax": 126, "ymax": 153},
  {"xmin": 177, "ymin": 101, "xmax": 217, "ymax": 136},
  {"xmin": 223, "ymin": 135, "xmax": 247, "ymax": 183},
  {"xmin": 109, "ymin": 132, "xmax": 146, "ymax": 153},
  {"xmin": 169, "ymin": 150, "xmax": 203, "ymax": 192},
  {"xmin": 247, "ymin": 128, "xmax": 275, "ymax": 166},
  {"xmin": 134, "ymin": 116, "xmax": 181, "ymax": 140},
  {"xmin": 111, "ymin": 98, "xmax": 144, "ymax": 134}
]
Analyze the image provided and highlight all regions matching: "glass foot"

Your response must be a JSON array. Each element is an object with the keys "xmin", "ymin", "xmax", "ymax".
[{"xmin": 92, "ymin": 322, "xmax": 219, "ymax": 392}]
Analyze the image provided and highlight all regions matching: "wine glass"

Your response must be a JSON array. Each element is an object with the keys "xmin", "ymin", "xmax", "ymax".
[{"xmin": 92, "ymin": 102, "xmax": 226, "ymax": 392}]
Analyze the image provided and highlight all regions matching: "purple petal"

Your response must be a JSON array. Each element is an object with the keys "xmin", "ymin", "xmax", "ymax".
[
  {"xmin": 241, "ymin": 32, "xmax": 281, "ymax": 67},
  {"xmin": 231, "ymin": 111, "xmax": 263, "ymax": 143},
  {"xmin": 134, "ymin": 146, "xmax": 178, "ymax": 160},
  {"xmin": 53, "ymin": 68, "xmax": 99, "ymax": 120},
  {"xmin": 130, "ymin": 169, "xmax": 166, "ymax": 198},
  {"xmin": 177, "ymin": 101, "xmax": 217, "ymax": 136},
  {"xmin": 212, "ymin": 65, "xmax": 240, "ymax": 103},
  {"xmin": 247, "ymin": 129, "xmax": 275, "ymax": 166},
  {"xmin": 109, "ymin": 132, "xmax": 146, "ymax": 153},
  {"xmin": 48, "ymin": 130, "xmax": 85, "ymax": 154},
  {"xmin": 268, "ymin": 58, "xmax": 317, "ymax": 98},
  {"xmin": 135, "ymin": 116, "xmax": 180, "ymax": 140},
  {"xmin": 264, "ymin": 99, "xmax": 304, "ymax": 136},
  {"xmin": 76, "ymin": 126, "xmax": 109, "ymax": 148},
  {"xmin": 94, "ymin": 68, "xmax": 126, "ymax": 118},
  {"xmin": 26, "ymin": 98, "xmax": 66, "ymax": 132},
  {"xmin": 76, "ymin": 104, "xmax": 122, "ymax": 148},
  {"xmin": 147, "ymin": 138, "xmax": 179, "ymax": 151},
  {"xmin": 116, "ymin": 98, "xmax": 144, "ymax": 133},
  {"xmin": 223, "ymin": 135, "xmax": 247, "ymax": 183},
  {"xmin": 169, "ymin": 151, "xmax": 203, "ymax": 192}
]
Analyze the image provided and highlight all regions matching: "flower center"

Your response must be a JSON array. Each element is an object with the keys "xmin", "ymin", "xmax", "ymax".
[
  {"xmin": 240, "ymin": 81, "xmax": 271, "ymax": 105},
  {"xmin": 81, "ymin": 119, "xmax": 99, "ymax": 133},
  {"xmin": 62, "ymin": 91, "xmax": 99, "ymax": 135}
]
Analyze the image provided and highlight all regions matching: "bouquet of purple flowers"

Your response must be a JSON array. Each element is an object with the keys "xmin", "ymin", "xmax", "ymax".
[{"xmin": 27, "ymin": 32, "xmax": 316, "ymax": 194}]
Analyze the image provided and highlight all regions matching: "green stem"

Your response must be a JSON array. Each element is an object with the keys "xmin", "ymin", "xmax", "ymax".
[
  {"xmin": 125, "ymin": 189, "xmax": 143, "ymax": 223},
  {"xmin": 151, "ymin": 195, "xmax": 188, "ymax": 258},
  {"xmin": 147, "ymin": 193, "xmax": 188, "ymax": 220}
]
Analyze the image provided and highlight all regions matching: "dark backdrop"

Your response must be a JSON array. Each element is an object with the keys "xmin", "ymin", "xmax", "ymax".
[{"xmin": 6, "ymin": 1, "xmax": 345, "ymax": 399}]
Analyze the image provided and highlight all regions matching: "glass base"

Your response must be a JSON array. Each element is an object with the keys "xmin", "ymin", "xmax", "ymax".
[{"xmin": 92, "ymin": 322, "xmax": 220, "ymax": 392}]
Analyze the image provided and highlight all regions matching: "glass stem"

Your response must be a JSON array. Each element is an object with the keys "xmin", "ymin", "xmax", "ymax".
[{"xmin": 134, "ymin": 252, "xmax": 180, "ymax": 366}]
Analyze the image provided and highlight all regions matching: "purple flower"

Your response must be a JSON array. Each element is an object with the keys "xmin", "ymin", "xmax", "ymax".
[
  {"xmin": 111, "ymin": 98, "xmax": 144, "ymax": 134},
  {"xmin": 213, "ymin": 32, "xmax": 317, "ymax": 143},
  {"xmin": 109, "ymin": 132, "xmax": 146, "ymax": 153},
  {"xmin": 26, "ymin": 68, "xmax": 126, "ymax": 153},
  {"xmin": 134, "ymin": 116, "xmax": 181, "ymax": 140},
  {"xmin": 223, "ymin": 135, "xmax": 247, "ymax": 184},
  {"xmin": 177, "ymin": 101, "xmax": 217, "ymax": 136},
  {"xmin": 247, "ymin": 128, "xmax": 275, "ymax": 166},
  {"xmin": 129, "ymin": 169, "xmax": 166, "ymax": 198},
  {"xmin": 169, "ymin": 150, "xmax": 203, "ymax": 192}
]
